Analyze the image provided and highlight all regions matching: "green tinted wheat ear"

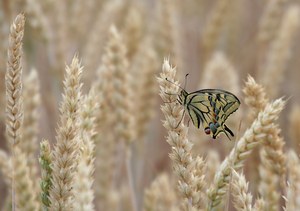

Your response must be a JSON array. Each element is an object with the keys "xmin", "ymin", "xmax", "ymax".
[
  {"xmin": 39, "ymin": 139, "xmax": 53, "ymax": 210},
  {"xmin": 207, "ymin": 99, "xmax": 285, "ymax": 210},
  {"xmin": 49, "ymin": 56, "xmax": 83, "ymax": 211},
  {"xmin": 158, "ymin": 59, "xmax": 206, "ymax": 209}
]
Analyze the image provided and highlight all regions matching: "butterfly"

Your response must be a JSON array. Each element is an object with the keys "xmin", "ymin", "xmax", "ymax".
[{"xmin": 167, "ymin": 76, "xmax": 240, "ymax": 140}]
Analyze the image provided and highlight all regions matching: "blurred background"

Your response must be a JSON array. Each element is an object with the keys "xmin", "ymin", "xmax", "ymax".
[{"xmin": 0, "ymin": 0, "xmax": 300, "ymax": 210}]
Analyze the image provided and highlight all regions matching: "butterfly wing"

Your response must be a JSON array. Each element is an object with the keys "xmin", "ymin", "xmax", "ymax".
[
  {"xmin": 186, "ymin": 94, "xmax": 211, "ymax": 128},
  {"xmin": 186, "ymin": 89, "xmax": 240, "ymax": 139}
]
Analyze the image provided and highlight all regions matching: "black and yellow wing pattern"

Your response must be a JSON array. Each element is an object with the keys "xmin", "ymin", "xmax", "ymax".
[{"xmin": 179, "ymin": 89, "xmax": 240, "ymax": 140}]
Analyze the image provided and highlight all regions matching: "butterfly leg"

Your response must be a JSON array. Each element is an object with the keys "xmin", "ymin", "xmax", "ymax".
[
  {"xmin": 163, "ymin": 99, "xmax": 177, "ymax": 104},
  {"xmin": 175, "ymin": 110, "xmax": 185, "ymax": 129},
  {"xmin": 224, "ymin": 124, "xmax": 234, "ymax": 136}
]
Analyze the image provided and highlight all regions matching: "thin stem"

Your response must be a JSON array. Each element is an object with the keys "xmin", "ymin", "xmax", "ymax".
[
  {"xmin": 126, "ymin": 148, "xmax": 138, "ymax": 211},
  {"xmin": 12, "ymin": 148, "xmax": 15, "ymax": 211}
]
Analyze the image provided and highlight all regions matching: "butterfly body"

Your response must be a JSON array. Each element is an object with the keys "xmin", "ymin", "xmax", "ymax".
[{"xmin": 178, "ymin": 89, "xmax": 240, "ymax": 140}]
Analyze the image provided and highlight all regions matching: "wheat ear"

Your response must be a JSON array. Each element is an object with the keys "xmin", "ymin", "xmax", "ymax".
[
  {"xmin": 49, "ymin": 55, "xmax": 83, "ymax": 210},
  {"xmin": 21, "ymin": 68, "xmax": 41, "ymax": 182},
  {"xmin": 5, "ymin": 13, "xmax": 25, "ymax": 211},
  {"xmin": 285, "ymin": 150, "xmax": 300, "ymax": 210},
  {"xmin": 158, "ymin": 59, "xmax": 206, "ymax": 209},
  {"xmin": 261, "ymin": 6, "xmax": 300, "ymax": 98},
  {"xmin": 143, "ymin": 173, "xmax": 177, "ymax": 211},
  {"xmin": 231, "ymin": 169, "xmax": 253, "ymax": 211},
  {"xmin": 73, "ymin": 89, "xmax": 99, "ymax": 211},
  {"xmin": 207, "ymin": 98, "xmax": 285, "ymax": 210}
]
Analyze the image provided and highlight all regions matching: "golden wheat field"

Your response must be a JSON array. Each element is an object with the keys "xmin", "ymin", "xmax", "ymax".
[{"xmin": 0, "ymin": 0, "xmax": 300, "ymax": 210}]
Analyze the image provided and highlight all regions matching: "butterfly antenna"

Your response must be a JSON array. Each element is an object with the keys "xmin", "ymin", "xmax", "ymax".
[
  {"xmin": 165, "ymin": 78, "xmax": 185, "ymax": 91},
  {"xmin": 184, "ymin": 73, "xmax": 189, "ymax": 90}
]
